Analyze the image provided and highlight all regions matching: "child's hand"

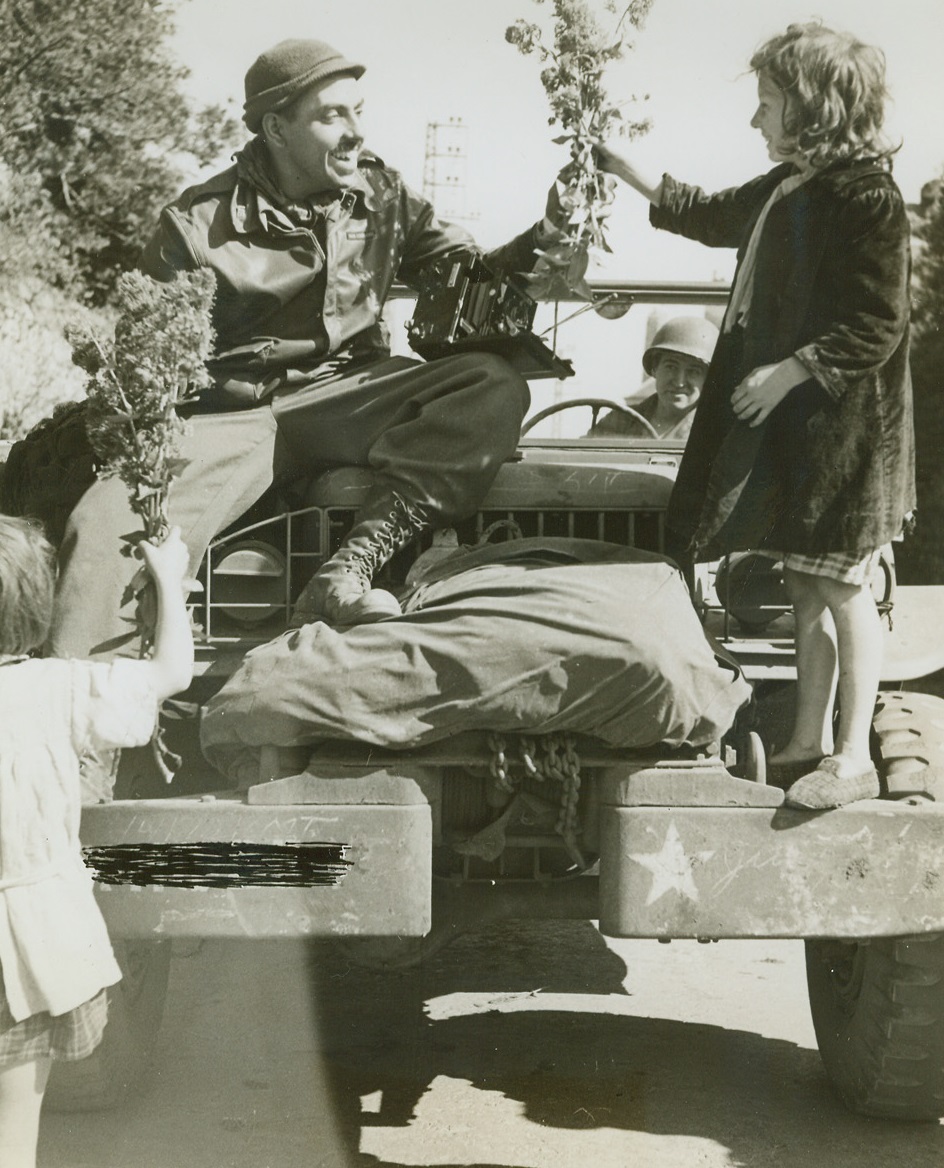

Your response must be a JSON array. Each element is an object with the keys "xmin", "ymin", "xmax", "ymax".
[
  {"xmin": 138, "ymin": 525, "xmax": 196, "ymax": 705},
  {"xmin": 731, "ymin": 357, "xmax": 810, "ymax": 426},
  {"xmin": 594, "ymin": 139, "xmax": 634, "ymax": 178},
  {"xmin": 593, "ymin": 140, "xmax": 663, "ymax": 205},
  {"xmin": 140, "ymin": 527, "xmax": 192, "ymax": 592}
]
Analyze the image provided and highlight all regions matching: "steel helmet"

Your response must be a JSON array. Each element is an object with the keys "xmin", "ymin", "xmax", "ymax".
[{"xmin": 642, "ymin": 317, "xmax": 720, "ymax": 376}]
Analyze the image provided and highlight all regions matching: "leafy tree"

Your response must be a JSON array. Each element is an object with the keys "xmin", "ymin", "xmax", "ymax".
[
  {"xmin": 0, "ymin": 0, "xmax": 240, "ymax": 304},
  {"xmin": 899, "ymin": 177, "xmax": 944, "ymax": 583},
  {"xmin": 911, "ymin": 178, "xmax": 944, "ymax": 347}
]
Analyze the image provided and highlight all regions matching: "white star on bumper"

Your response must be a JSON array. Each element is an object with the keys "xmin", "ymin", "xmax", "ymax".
[{"xmin": 628, "ymin": 821, "xmax": 716, "ymax": 906}]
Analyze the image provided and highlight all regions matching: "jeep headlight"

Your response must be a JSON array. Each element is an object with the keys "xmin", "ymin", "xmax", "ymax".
[
  {"xmin": 209, "ymin": 540, "xmax": 287, "ymax": 626},
  {"xmin": 714, "ymin": 552, "xmax": 790, "ymax": 633}
]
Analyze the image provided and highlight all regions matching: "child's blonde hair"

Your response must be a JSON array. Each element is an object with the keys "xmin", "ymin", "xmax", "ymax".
[
  {"xmin": 751, "ymin": 21, "xmax": 893, "ymax": 169},
  {"xmin": 0, "ymin": 515, "xmax": 56, "ymax": 655}
]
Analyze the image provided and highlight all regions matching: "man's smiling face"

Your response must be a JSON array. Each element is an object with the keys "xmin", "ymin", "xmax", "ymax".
[{"xmin": 267, "ymin": 75, "xmax": 365, "ymax": 197}]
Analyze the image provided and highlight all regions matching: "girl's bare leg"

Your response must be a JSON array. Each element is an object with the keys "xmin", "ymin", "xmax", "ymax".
[
  {"xmin": 826, "ymin": 577, "xmax": 884, "ymax": 770},
  {"xmin": 769, "ymin": 568, "xmax": 838, "ymax": 763},
  {"xmin": 782, "ymin": 572, "xmax": 884, "ymax": 808},
  {"xmin": 0, "ymin": 1057, "xmax": 51, "ymax": 1168}
]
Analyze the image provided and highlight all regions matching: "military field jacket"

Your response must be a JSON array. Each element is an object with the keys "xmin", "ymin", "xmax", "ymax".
[{"xmin": 141, "ymin": 140, "xmax": 546, "ymax": 402}]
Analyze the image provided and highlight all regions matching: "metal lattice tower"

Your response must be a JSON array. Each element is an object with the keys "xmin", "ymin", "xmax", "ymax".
[{"xmin": 422, "ymin": 118, "xmax": 477, "ymax": 222}]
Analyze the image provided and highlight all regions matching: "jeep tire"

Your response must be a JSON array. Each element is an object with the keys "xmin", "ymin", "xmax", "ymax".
[
  {"xmin": 871, "ymin": 690, "xmax": 944, "ymax": 802},
  {"xmin": 805, "ymin": 933, "xmax": 944, "ymax": 1120}
]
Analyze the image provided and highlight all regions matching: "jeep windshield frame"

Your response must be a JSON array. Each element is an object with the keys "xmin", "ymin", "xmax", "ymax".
[{"xmin": 390, "ymin": 277, "xmax": 731, "ymax": 448}]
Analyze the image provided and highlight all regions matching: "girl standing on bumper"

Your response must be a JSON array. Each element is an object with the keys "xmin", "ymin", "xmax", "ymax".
[{"xmin": 598, "ymin": 21, "xmax": 915, "ymax": 809}]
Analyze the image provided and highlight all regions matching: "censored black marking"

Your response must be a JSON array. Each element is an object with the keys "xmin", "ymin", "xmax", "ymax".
[{"xmin": 83, "ymin": 842, "xmax": 353, "ymax": 888}]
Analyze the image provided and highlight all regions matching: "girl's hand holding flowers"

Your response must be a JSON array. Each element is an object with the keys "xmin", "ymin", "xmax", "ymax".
[{"xmin": 507, "ymin": 0, "xmax": 653, "ymax": 299}]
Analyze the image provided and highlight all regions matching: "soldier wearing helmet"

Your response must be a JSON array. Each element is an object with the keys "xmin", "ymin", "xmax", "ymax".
[{"xmin": 589, "ymin": 316, "xmax": 719, "ymax": 440}]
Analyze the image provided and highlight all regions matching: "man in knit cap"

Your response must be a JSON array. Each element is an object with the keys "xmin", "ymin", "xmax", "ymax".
[{"xmin": 50, "ymin": 39, "xmax": 567, "ymax": 655}]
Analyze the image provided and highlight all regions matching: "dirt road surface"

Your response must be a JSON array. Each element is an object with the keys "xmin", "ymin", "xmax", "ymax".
[{"xmin": 39, "ymin": 923, "xmax": 944, "ymax": 1168}]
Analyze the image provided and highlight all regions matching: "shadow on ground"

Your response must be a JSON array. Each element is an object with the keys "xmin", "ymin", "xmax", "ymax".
[{"xmin": 308, "ymin": 921, "xmax": 944, "ymax": 1168}]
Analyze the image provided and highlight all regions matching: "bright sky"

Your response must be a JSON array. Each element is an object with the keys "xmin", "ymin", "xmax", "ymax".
[{"xmin": 171, "ymin": 0, "xmax": 943, "ymax": 281}]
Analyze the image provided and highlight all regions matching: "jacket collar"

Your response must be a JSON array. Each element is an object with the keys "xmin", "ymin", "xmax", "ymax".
[
  {"xmin": 230, "ymin": 137, "xmax": 386, "ymax": 235},
  {"xmin": 808, "ymin": 155, "xmax": 892, "ymax": 195},
  {"xmin": 766, "ymin": 156, "xmax": 892, "ymax": 200}
]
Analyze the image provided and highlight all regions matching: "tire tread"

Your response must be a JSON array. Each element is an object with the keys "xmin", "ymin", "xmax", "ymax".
[{"xmin": 807, "ymin": 933, "xmax": 944, "ymax": 1120}]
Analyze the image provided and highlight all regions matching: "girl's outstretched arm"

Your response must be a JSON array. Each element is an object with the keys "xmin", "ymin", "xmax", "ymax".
[
  {"xmin": 139, "ymin": 527, "xmax": 195, "ymax": 699},
  {"xmin": 595, "ymin": 140, "xmax": 664, "ymax": 205}
]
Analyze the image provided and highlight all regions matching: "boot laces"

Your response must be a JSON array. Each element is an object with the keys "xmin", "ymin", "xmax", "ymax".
[{"xmin": 349, "ymin": 494, "xmax": 428, "ymax": 584}]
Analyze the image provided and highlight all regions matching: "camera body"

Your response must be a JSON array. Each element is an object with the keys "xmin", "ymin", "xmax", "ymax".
[{"xmin": 406, "ymin": 250, "xmax": 573, "ymax": 380}]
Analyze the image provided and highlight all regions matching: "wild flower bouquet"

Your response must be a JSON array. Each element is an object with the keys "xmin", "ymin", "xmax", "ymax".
[
  {"xmin": 67, "ymin": 269, "xmax": 215, "ymax": 780},
  {"xmin": 507, "ymin": 0, "xmax": 653, "ymax": 300},
  {"xmin": 68, "ymin": 269, "xmax": 216, "ymax": 544}
]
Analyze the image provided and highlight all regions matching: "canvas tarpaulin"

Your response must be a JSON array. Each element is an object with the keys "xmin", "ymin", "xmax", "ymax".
[{"xmin": 200, "ymin": 538, "xmax": 752, "ymax": 783}]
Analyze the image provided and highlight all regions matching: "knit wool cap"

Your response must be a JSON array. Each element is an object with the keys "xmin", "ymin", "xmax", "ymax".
[{"xmin": 243, "ymin": 39, "xmax": 365, "ymax": 133}]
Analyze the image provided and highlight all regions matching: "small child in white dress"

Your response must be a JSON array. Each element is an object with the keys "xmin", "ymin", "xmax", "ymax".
[{"xmin": 0, "ymin": 515, "xmax": 193, "ymax": 1168}]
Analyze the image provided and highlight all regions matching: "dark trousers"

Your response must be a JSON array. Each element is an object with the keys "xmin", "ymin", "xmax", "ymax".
[{"xmin": 49, "ymin": 353, "xmax": 529, "ymax": 659}]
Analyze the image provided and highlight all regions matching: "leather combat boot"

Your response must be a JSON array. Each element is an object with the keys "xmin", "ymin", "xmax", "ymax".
[{"xmin": 291, "ymin": 492, "xmax": 430, "ymax": 627}]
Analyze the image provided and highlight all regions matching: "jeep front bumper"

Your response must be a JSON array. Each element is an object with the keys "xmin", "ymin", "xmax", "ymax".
[{"xmin": 82, "ymin": 747, "xmax": 944, "ymax": 943}]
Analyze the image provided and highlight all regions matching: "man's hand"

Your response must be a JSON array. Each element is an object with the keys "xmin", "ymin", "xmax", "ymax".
[
  {"xmin": 540, "ymin": 164, "xmax": 579, "ymax": 239},
  {"xmin": 730, "ymin": 357, "xmax": 811, "ymax": 427}
]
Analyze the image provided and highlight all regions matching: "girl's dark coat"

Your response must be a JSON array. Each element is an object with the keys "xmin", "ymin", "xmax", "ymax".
[{"xmin": 654, "ymin": 161, "xmax": 915, "ymax": 559}]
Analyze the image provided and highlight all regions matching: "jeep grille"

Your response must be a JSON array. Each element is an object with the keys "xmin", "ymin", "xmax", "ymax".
[{"xmin": 194, "ymin": 502, "xmax": 667, "ymax": 650}]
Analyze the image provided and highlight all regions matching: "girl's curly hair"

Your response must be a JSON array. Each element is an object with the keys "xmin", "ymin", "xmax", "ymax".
[
  {"xmin": 0, "ymin": 515, "xmax": 56, "ymax": 655},
  {"xmin": 751, "ymin": 21, "xmax": 895, "ymax": 169}
]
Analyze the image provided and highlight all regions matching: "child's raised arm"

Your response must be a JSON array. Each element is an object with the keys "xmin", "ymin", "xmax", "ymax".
[
  {"xmin": 595, "ymin": 140, "xmax": 664, "ymax": 206},
  {"xmin": 139, "ymin": 527, "xmax": 195, "ymax": 699}
]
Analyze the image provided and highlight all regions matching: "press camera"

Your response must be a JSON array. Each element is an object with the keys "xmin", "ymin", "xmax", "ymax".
[{"xmin": 406, "ymin": 250, "xmax": 574, "ymax": 380}]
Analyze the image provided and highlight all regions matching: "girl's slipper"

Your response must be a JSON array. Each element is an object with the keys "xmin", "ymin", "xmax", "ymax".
[{"xmin": 784, "ymin": 756, "xmax": 880, "ymax": 810}]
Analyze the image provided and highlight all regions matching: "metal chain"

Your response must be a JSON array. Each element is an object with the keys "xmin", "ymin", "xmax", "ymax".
[
  {"xmin": 533, "ymin": 734, "xmax": 583, "ymax": 864},
  {"xmin": 485, "ymin": 730, "xmax": 584, "ymax": 864},
  {"xmin": 519, "ymin": 735, "xmax": 539, "ymax": 778},
  {"xmin": 487, "ymin": 730, "xmax": 514, "ymax": 793}
]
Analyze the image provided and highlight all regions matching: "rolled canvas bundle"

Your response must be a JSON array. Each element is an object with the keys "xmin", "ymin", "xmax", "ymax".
[{"xmin": 201, "ymin": 538, "xmax": 752, "ymax": 783}]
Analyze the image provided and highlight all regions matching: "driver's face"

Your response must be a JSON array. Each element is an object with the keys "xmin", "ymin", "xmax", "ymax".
[{"xmin": 652, "ymin": 350, "xmax": 707, "ymax": 415}]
